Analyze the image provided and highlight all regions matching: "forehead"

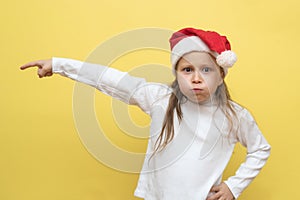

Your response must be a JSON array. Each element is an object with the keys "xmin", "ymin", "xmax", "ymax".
[{"xmin": 177, "ymin": 51, "xmax": 217, "ymax": 67}]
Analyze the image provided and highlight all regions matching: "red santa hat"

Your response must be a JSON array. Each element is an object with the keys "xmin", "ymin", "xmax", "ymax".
[{"xmin": 169, "ymin": 27, "xmax": 237, "ymax": 75}]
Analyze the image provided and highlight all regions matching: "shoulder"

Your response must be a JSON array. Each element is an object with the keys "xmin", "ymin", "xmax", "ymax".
[
  {"xmin": 130, "ymin": 82, "xmax": 172, "ymax": 111},
  {"xmin": 144, "ymin": 82, "xmax": 172, "ymax": 104},
  {"xmin": 229, "ymin": 100, "xmax": 256, "ymax": 122}
]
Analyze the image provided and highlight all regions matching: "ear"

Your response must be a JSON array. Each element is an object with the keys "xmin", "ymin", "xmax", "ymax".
[
  {"xmin": 218, "ymin": 67, "xmax": 225, "ymax": 86},
  {"xmin": 218, "ymin": 77, "xmax": 224, "ymax": 86}
]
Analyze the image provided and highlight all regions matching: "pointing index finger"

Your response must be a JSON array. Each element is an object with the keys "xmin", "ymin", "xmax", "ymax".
[{"xmin": 20, "ymin": 60, "xmax": 42, "ymax": 70}]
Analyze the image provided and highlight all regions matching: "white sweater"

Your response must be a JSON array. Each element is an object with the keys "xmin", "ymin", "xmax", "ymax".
[{"xmin": 52, "ymin": 57, "xmax": 271, "ymax": 200}]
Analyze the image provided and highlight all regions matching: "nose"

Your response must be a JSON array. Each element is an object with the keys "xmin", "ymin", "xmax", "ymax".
[{"xmin": 192, "ymin": 72, "xmax": 203, "ymax": 84}]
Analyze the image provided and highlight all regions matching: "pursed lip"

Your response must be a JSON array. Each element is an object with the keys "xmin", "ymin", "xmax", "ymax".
[
  {"xmin": 191, "ymin": 88, "xmax": 204, "ymax": 93},
  {"xmin": 192, "ymin": 88, "xmax": 203, "ymax": 91}
]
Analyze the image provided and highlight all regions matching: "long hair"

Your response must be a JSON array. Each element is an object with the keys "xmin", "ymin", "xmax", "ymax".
[
  {"xmin": 151, "ymin": 55, "xmax": 238, "ymax": 157},
  {"xmin": 152, "ymin": 80, "xmax": 184, "ymax": 155}
]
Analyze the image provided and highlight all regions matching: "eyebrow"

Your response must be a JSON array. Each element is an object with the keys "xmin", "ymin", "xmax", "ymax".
[{"xmin": 178, "ymin": 63, "xmax": 193, "ymax": 67}]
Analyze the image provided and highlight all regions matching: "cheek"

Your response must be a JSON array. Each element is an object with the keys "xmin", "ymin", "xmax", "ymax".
[
  {"xmin": 177, "ymin": 75, "xmax": 188, "ymax": 86},
  {"xmin": 177, "ymin": 77, "xmax": 190, "ymax": 94},
  {"xmin": 177, "ymin": 79, "xmax": 187, "ymax": 91},
  {"xmin": 203, "ymin": 75, "xmax": 222, "ymax": 90}
]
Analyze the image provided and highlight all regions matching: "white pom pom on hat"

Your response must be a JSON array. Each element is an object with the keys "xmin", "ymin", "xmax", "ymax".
[
  {"xmin": 216, "ymin": 50, "xmax": 237, "ymax": 68},
  {"xmin": 169, "ymin": 27, "xmax": 237, "ymax": 75}
]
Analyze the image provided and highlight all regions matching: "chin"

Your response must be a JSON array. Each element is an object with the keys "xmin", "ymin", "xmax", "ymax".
[
  {"xmin": 189, "ymin": 98, "xmax": 209, "ymax": 104},
  {"xmin": 196, "ymin": 96, "xmax": 213, "ymax": 104}
]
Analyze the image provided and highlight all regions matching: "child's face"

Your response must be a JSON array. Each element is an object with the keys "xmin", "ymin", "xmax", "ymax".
[{"xmin": 176, "ymin": 51, "xmax": 223, "ymax": 104}]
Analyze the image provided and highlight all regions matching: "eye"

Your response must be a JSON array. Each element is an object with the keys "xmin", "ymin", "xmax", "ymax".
[
  {"xmin": 202, "ymin": 67, "xmax": 211, "ymax": 73},
  {"xmin": 183, "ymin": 67, "xmax": 192, "ymax": 72}
]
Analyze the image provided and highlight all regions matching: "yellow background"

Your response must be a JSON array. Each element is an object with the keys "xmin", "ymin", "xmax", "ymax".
[{"xmin": 1, "ymin": 0, "xmax": 299, "ymax": 199}]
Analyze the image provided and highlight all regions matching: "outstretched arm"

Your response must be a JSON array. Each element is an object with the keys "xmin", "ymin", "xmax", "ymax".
[
  {"xmin": 20, "ymin": 57, "xmax": 170, "ymax": 114},
  {"xmin": 20, "ymin": 59, "xmax": 53, "ymax": 78}
]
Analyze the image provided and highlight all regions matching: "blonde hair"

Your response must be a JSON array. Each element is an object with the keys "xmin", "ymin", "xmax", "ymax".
[{"xmin": 152, "ymin": 54, "xmax": 238, "ymax": 157}]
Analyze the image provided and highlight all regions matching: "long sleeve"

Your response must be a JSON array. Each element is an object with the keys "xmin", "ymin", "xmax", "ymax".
[
  {"xmin": 52, "ymin": 57, "xmax": 170, "ymax": 114},
  {"xmin": 224, "ymin": 109, "xmax": 271, "ymax": 199}
]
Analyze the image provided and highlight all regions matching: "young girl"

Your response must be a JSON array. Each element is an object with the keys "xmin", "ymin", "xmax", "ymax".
[{"xmin": 20, "ymin": 27, "xmax": 271, "ymax": 200}]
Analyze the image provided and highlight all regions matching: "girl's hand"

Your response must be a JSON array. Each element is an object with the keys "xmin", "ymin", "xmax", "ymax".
[
  {"xmin": 20, "ymin": 59, "xmax": 53, "ymax": 78},
  {"xmin": 206, "ymin": 182, "xmax": 234, "ymax": 200}
]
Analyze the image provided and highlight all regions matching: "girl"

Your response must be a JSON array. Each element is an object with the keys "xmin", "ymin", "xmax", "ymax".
[{"xmin": 20, "ymin": 27, "xmax": 271, "ymax": 200}]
